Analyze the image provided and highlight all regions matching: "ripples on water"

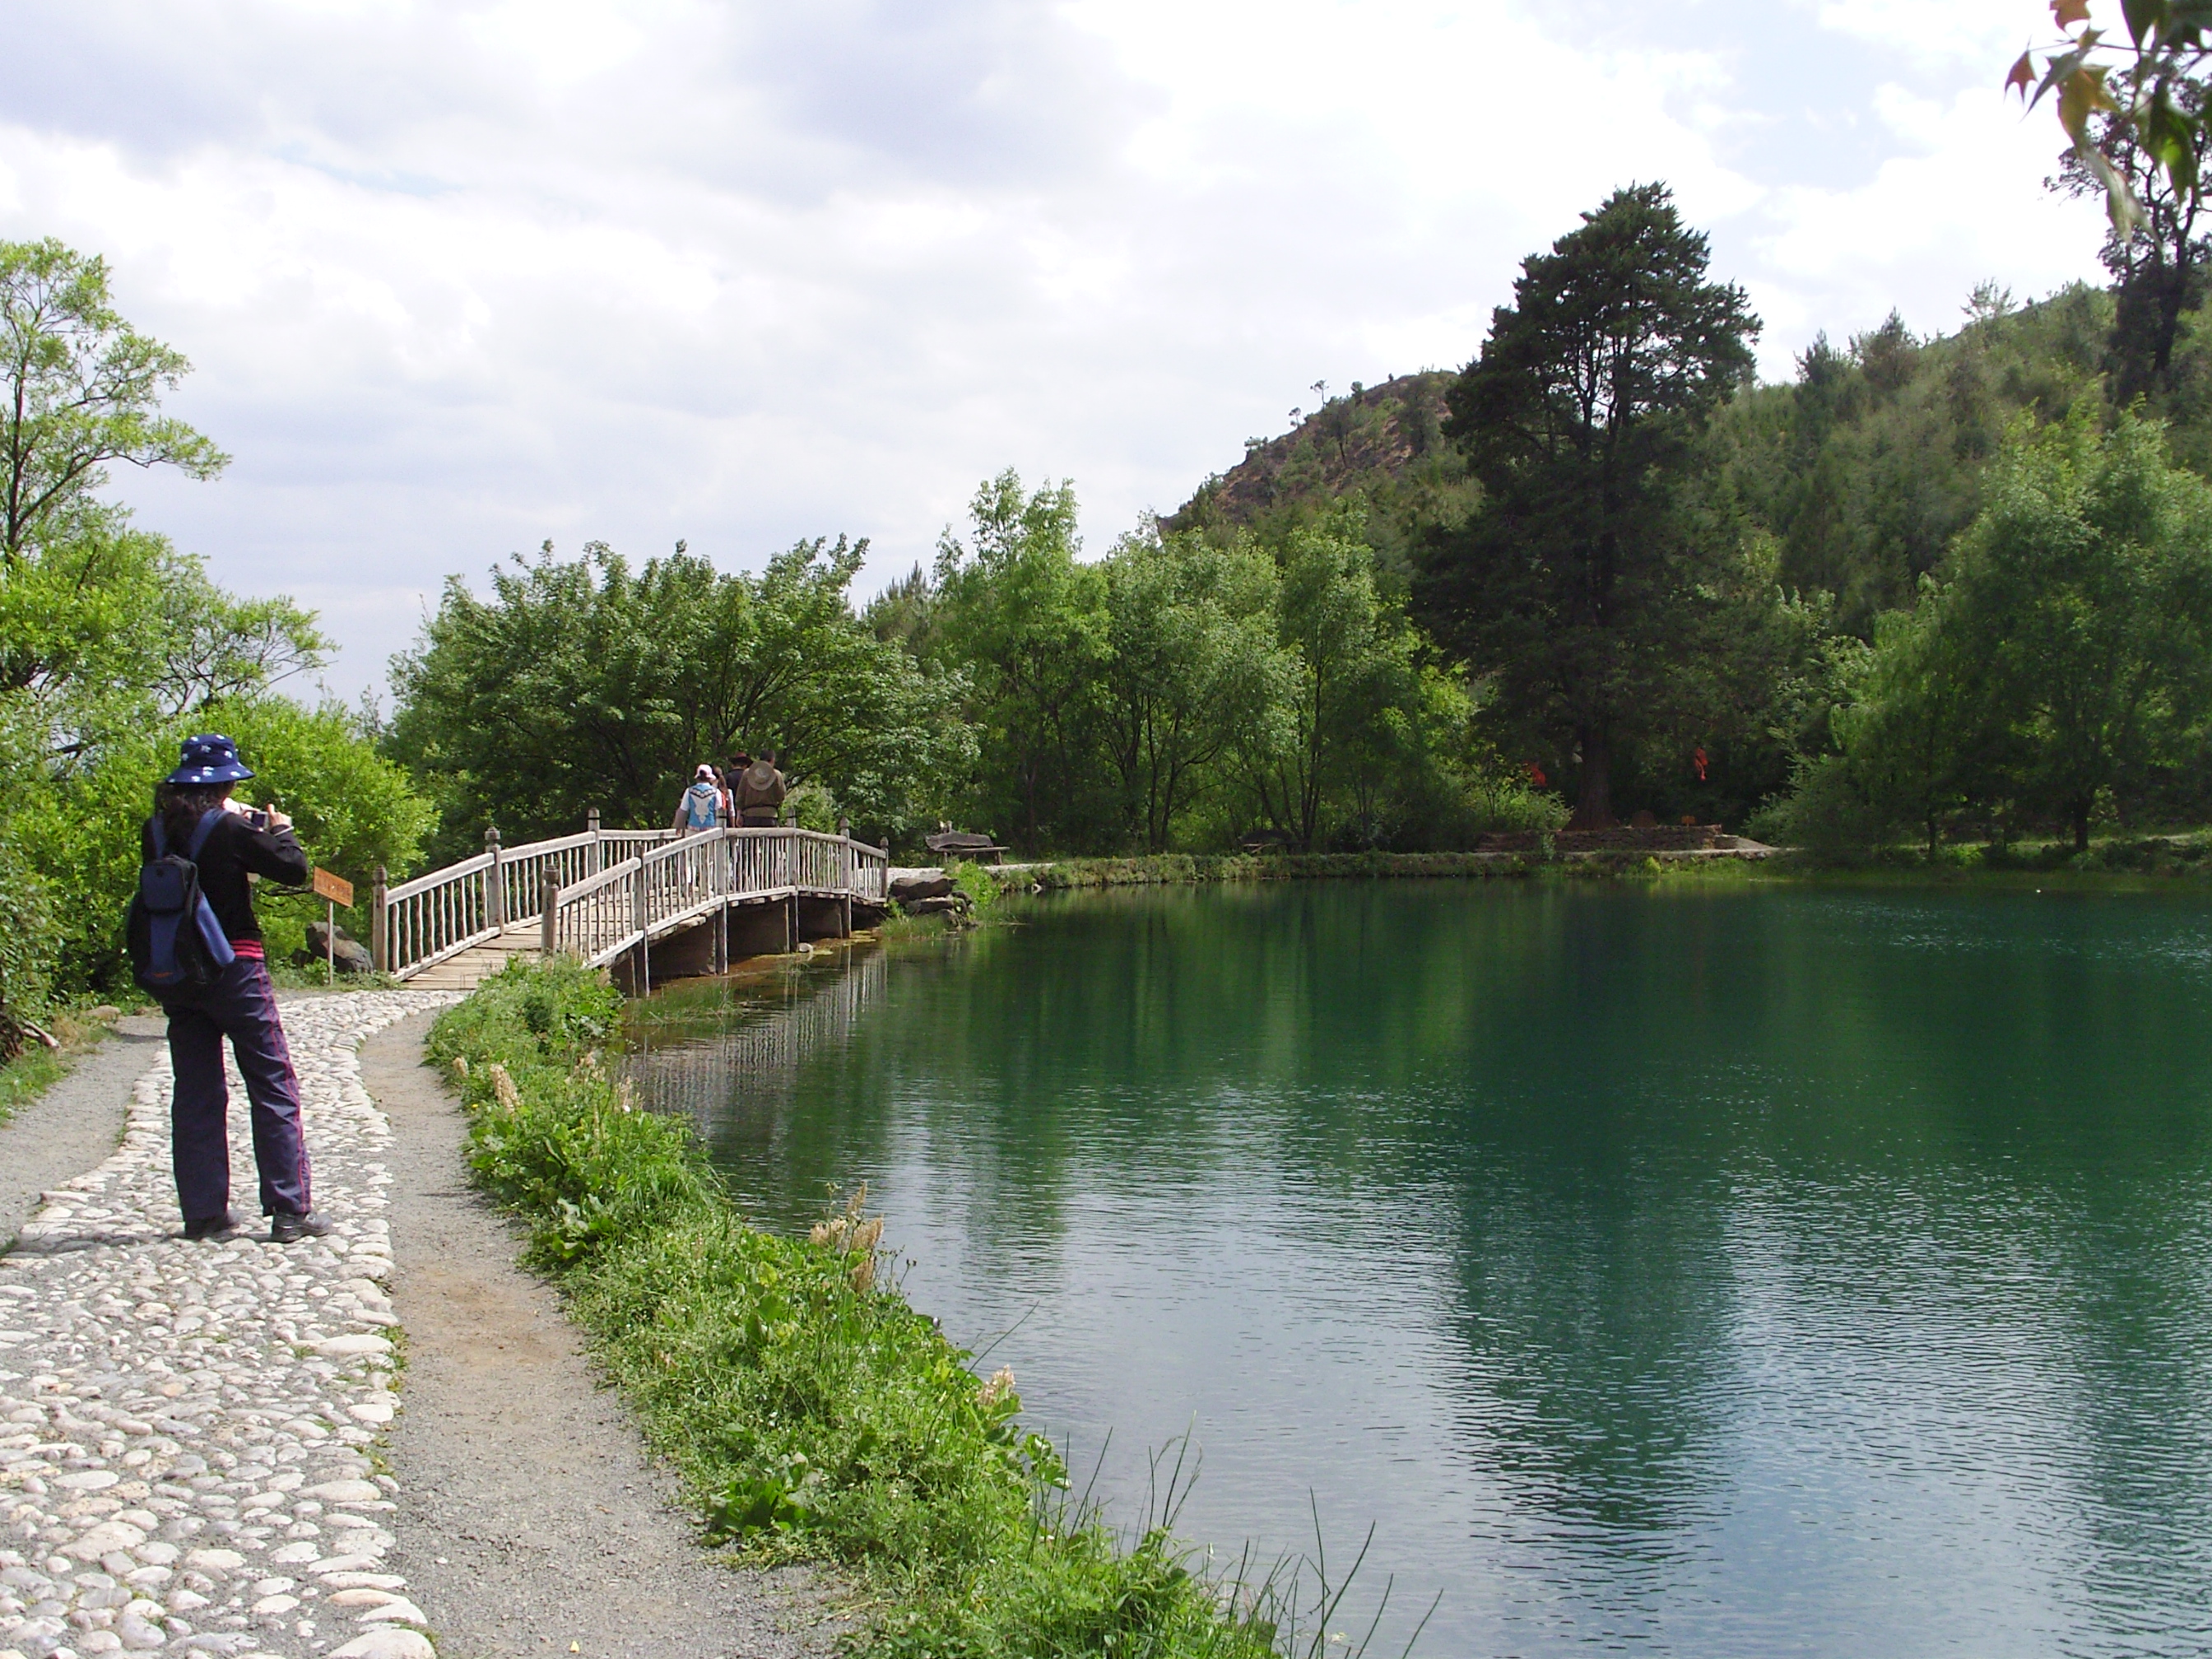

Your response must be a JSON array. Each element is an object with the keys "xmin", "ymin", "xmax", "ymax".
[{"xmin": 627, "ymin": 884, "xmax": 2212, "ymax": 1657}]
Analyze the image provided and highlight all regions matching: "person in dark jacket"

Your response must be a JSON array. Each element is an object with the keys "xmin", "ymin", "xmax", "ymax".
[
  {"xmin": 142, "ymin": 734, "xmax": 328, "ymax": 1244},
  {"xmin": 735, "ymin": 750, "xmax": 787, "ymax": 827}
]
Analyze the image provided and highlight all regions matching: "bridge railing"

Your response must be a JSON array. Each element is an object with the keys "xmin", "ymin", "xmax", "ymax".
[
  {"xmin": 373, "ymin": 816, "xmax": 890, "ymax": 980},
  {"xmin": 377, "ymin": 851, "xmax": 498, "ymax": 979}
]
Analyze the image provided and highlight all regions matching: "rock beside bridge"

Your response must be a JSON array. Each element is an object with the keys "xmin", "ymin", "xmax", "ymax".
[
  {"xmin": 888, "ymin": 873, "xmax": 955, "ymax": 904},
  {"xmin": 299, "ymin": 923, "xmax": 374, "ymax": 978}
]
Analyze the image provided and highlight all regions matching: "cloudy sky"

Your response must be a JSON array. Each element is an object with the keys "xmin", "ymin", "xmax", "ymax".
[{"xmin": 2, "ymin": 0, "xmax": 2107, "ymax": 701}]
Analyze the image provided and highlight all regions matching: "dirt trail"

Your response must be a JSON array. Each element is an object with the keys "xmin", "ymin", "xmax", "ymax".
[{"xmin": 360, "ymin": 1014, "xmax": 841, "ymax": 1659}]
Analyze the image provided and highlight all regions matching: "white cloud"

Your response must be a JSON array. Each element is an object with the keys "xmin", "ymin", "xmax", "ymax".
[
  {"xmin": 1815, "ymin": 0, "xmax": 2037, "ymax": 66},
  {"xmin": 0, "ymin": 0, "xmax": 2107, "ymax": 699},
  {"xmin": 1749, "ymin": 81, "xmax": 2095, "ymax": 344}
]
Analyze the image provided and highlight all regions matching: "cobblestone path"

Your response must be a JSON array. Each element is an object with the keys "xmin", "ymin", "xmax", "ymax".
[{"xmin": 0, "ymin": 992, "xmax": 458, "ymax": 1659}]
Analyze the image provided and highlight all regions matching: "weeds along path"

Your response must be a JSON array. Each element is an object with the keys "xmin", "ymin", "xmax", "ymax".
[{"xmin": 360, "ymin": 1013, "xmax": 842, "ymax": 1659}]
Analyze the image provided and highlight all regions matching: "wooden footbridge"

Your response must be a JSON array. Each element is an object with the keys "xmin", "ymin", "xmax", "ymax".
[{"xmin": 369, "ymin": 813, "xmax": 890, "ymax": 992}]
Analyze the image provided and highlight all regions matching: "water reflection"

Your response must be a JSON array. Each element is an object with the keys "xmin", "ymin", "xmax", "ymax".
[{"xmin": 627, "ymin": 883, "xmax": 2212, "ymax": 1657}]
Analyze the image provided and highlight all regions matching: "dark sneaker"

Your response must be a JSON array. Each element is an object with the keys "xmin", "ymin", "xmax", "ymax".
[
  {"xmin": 268, "ymin": 1211, "xmax": 332, "ymax": 1244},
  {"xmin": 183, "ymin": 1211, "xmax": 239, "ymax": 1241}
]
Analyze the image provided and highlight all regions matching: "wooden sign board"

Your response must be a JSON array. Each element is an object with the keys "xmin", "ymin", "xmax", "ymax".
[{"xmin": 312, "ymin": 867, "xmax": 355, "ymax": 908}]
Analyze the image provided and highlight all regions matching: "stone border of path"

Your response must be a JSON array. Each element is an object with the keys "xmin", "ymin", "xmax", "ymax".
[{"xmin": 0, "ymin": 989, "xmax": 456, "ymax": 1659}]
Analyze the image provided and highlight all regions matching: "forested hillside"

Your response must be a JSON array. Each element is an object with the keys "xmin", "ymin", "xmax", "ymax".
[
  {"xmin": 1165, "ymin": 371, "xmax": 1479, "ymax": 579},
  {"xmin": 389, "ymin": 211, "xmax": 2212, "ymax": 864}
]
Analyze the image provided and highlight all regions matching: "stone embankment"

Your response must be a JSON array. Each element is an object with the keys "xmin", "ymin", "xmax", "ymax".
[{"xmin": 0, "ymin": 991, "xmax": 454, "ymax": 1659}]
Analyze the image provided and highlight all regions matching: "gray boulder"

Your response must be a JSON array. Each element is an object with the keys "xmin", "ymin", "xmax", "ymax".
[
  {"xmin": 302, "ymin": 920, "xmax": 374, "ymax": 976},
  {"xmin": 890, "ymin": 873, "xmax": 955, "ymax": 903}
]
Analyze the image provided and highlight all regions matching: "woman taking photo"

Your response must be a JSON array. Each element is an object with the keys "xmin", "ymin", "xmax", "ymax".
[{"xmin": 144, "ymin": 733, "xmax": 328, "ymax": 1243}]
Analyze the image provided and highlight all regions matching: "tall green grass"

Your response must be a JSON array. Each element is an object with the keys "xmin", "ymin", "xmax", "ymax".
[{"xmin": 427, "ymin": 959, "xmax": 1400, "ymax": 1657}]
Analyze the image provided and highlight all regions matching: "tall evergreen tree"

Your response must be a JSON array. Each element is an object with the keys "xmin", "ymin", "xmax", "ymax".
[{"xmin": 1416, "ymin": 184, "xmax": 1759, "ymax": 826}]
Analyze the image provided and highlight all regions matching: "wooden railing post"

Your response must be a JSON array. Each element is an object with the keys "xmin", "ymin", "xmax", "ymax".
[
  {"xmin": 837, "ymin": 818, "xmax": 853, "ymax": 934},
  {"xmin": 486, "ymin": 825, "xmax": 504, "ymax": 928},
  {"xmin": 632, "ymin": 861, "xmax": 648, "ymax": 989},
  {"xmin": 541, "ymin": 881, "xmax": 560, "ymax": 960},
  {"xmin": 588, "ymin": 807, "xmax": 602, "ymax": 876},
  {"xmin": 371, "ymin": 865, "xmax": 388, "ymax": 974}
]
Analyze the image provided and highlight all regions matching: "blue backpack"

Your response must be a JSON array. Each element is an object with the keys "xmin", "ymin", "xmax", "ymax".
[
  {"xmin": 128, "ymin": 811, "xmax": 237, "ymax": 997},
  {"xmin": 685, "ymin": 781, "xmax": 722, "ymax": 830}
]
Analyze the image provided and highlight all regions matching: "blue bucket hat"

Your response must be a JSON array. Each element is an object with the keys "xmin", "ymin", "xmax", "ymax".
[{"xmin": 165, "ymin": 733, "xmax": 255, "ymax": 786}]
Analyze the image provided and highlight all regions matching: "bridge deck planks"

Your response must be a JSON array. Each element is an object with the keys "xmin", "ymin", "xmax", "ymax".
[{"xmin": 403, "ymin": 922, "xmax": 546, "ymax": 992}]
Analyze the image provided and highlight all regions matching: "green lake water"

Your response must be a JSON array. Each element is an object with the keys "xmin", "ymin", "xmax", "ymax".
[{"xmin": 628, "ymin": 881, "xmax": 2212, "ymax": 1657}]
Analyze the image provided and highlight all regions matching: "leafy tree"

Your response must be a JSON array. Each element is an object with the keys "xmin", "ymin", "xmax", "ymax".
[
  {"xmin": 1417, "ymin": 184, "xmax": 1759, "ymax": 826},
  {"xmin": 1096, "ymin": 529, "xmax": 1288, "ymax": 852},
  {"xmin": 928, "ymin": 472, "xmax": 1110, "ymax": 850},
  {"xmin": 1829, "ymin": 601, "xmax": 1982, "ymax": 856},
  {"xmin": 1230, "ymin": 514, "xmax": 1423, "ymax": 850},
  {"xmin": 1940, "ymin": 409, "xmax": 2212, "ymax": 848},
  {"xmin": 1764, "ymin": 409, "xmax": 2212, "ymax": 853},
  {"xmin": 0, "ymin": 235, "xmax": 338, "ymax": 1017},
  {"xmin": 863, "ymin": 563, "xmax": 936, "ymax": 648},
  {"xmin": 1, "ymin": 518, "xmax": 323, "ymax": 774},
  {"xmin": 388, "ymin": 537, "xmax": 969, "ymax": 854},
  {"xmin": 1, "ymin": 239, "xmax": 227, "ymax": 565},
  {"xmin": 1695, "ymin": 284, "xmax": 2112, "ymax": 634},
  {"xmin": 2012, "ymin": 2, "xmax": 2212, "ymax": 231}
]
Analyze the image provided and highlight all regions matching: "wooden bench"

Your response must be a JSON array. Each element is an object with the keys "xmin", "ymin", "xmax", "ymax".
[{"xmin": 925, "ymin": 830, "xmax": 1008, "ymax": 864}]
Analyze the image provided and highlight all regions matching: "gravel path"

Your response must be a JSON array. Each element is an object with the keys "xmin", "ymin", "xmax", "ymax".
[
  {"xmin": 0, "ymin": 1020, "xmax": 168, "ymax": 1248},
  {"xmin": 0, "ymin": 990, "xmax": 453, "ymax": 1659},
  {"xmin": 362, "ymin": 1016, "xmax": 837, "ymax": 1659}
]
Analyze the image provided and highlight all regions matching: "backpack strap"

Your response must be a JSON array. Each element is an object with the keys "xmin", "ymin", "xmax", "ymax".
[{"xmin": 148, "ymin": 809, "xmax": 225, "ymax": 862}]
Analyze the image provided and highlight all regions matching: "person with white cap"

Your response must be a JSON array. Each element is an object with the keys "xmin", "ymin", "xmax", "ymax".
[{"xmin": 672, "ymin": 764, "xmax": 726, "ymax": 834}]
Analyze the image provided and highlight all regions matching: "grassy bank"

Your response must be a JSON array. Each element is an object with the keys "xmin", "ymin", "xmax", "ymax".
[
  {"xmin": 1003, "ymin": 850, "xmax": 1545, "ymax": 890},
  {"xmin": 427, "ymin": 959, "xmax": 1307, "ymax": 1658},
  {"xmin": 967, "ymin": 834, "xmax": 2212, "ymax": 898}
]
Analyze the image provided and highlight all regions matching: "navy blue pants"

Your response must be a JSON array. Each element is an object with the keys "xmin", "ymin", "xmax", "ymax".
[{"xmin": 165, "ymin": 956, "xmax": 312, "ymax": 1221}]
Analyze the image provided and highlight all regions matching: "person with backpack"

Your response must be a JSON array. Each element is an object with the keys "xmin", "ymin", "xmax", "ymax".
[
  {"xmin": 672, "ymin": 764, "xmax": 726, "ymax": 835},
  {"xmin": 132, "ymin": 734, "xmax": 327, "ymax": 1244}
]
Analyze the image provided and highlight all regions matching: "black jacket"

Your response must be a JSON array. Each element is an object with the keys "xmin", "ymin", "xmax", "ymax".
[{"xmin": 140, "ymin": 812, "xmax": 310, "ymax": 944}]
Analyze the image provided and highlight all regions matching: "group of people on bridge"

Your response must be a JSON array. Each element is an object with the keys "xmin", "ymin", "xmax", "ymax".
[{"xmin": 674, "ymin": 750, "xmax": 789, "ymax": 834}]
